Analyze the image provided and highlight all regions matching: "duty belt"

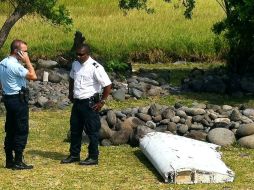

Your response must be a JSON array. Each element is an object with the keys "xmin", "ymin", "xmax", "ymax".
[
  {"xmin": 73, "ymin": 98, "xmax": 90, "ymax": 103},
  {"xmin": 3, "ymin": 94, "xmax": 19, "ymax": 99}
]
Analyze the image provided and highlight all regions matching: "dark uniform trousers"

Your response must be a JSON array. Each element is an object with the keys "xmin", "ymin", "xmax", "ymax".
[
  {"xmin": 70, "ymin": 99, "xmax": 101, "ymax": 159},
  {"xmin": 3, "ymin": 95, "xmax": 29, "ymax": 157}
]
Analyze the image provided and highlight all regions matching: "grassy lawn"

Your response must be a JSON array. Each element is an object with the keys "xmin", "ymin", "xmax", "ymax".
[
  {"xmin": 0, "ymin": 0, "xmax": 225, "ymax": 61},
  {"xmin": 0, "ymin": 60, "xmax": 253, "ymax": 189},
  {"xmin": 0, "ymin": 102, "xmax": 254, "ymax": 189}
]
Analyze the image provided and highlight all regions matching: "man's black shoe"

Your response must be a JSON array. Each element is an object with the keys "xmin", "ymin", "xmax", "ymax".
[
  {"xmin": 12, "ymin": 161, "xmax": 33, "ymax": 170},
  {"xmin": 5, "ymin": 161, "xmax": 14, "ymax": 169},
  {"xmin": 79, "ymin": 157, "xmax": 98, "ymax": 166},
  {"xmin": 60, "ymin": 155, "xmax": 80, "ymax": 164}
]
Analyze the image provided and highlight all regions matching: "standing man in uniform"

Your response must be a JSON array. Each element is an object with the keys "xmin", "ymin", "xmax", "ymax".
[
  {"xmin": 0, "ymin": 39, "xmax": 37, "ymax": 170},
  {"xmin": 61, "ymin": 44, "xmax": 112, "ymax": 165}
]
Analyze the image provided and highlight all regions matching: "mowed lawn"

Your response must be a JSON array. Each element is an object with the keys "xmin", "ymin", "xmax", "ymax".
[
  {"xmin": 0, "ymin": 95, "xmax": 254, "ymax": 189},
  {"xmin": 0, "ymin": 63, "xmax": 254, "ymax": 189}
]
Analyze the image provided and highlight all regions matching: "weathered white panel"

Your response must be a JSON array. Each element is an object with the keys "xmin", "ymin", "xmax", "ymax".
[{"xmin": 139, "ymin": 132, "xmax": 235, "ymax": 184}]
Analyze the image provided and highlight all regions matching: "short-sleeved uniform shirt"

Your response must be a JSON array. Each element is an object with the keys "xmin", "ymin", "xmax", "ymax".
[
  {"xmin": 0, "ymin": 56, "xmax": 28, "ymax": 95},
  {"xmin": 70, "ymin": 56, "xmax": 112, "ymax": 99}
]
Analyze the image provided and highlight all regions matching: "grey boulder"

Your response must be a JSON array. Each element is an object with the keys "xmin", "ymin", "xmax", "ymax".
[{"xmin": 207, "ymin": 128, "xmax": 235, "ymax": 146}]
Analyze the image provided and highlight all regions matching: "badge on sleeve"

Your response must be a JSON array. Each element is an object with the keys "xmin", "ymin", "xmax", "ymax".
[{"xmin": 93, "ymin": 62, "xmax": 99, "ymax": 68}]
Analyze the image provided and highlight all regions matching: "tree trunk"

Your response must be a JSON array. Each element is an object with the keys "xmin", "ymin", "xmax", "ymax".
[
  {"xmin": 0, "ymin": 9, "xmax": 26, "ymax": 49},
  {"xmin": 71, "ymin": 31, "xmax": 86, "ymax": 51}
]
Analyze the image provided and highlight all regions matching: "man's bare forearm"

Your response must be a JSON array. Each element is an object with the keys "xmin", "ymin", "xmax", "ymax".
[
  {"xmin": 101, "ymin": 84, "xmax": 112, "ymax": 101},
  {"xmin": 24, "ymin": 58, "xmax": 37, "ymax": 80}
]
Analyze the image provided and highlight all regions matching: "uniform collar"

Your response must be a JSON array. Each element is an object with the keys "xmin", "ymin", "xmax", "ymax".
[
  {"xmin": 82, "ymin": 56, "xmax": 92, "ymax": 65},
  {"xmin": 8, "ymin": 56, "xmax": 20, "ymax": 63}
]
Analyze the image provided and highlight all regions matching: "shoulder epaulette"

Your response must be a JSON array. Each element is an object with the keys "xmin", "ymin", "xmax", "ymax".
[
  {"xmin": 0, "ymin": 62, "xmax": 7, "ymax": 68},
  {"xmin": 93, "ymin": 62, "xmax": 99, "ymax": 68}
]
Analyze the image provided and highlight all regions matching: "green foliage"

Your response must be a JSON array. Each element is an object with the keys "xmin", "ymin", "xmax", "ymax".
[
  {"xmin": 182, "ymin": 0, "xmax": 195, "ymax": 18},
  {"xmin": 105, "ymin": 60, "xmax": 130, "ymax": 77},
  {"xmin": 9, "ymin": 0, "xmax": 72, "ymax": 28},
  {"xmin": 119, "ymin": 0, "xmax": 195, "ymax": 18},
  {"xmin": 212, "ymin": 0, "xmax": 254, "ymax": 73},
  {"xmin": 0, "ymin": 0, "xmax": 72, "ymax": 50}
]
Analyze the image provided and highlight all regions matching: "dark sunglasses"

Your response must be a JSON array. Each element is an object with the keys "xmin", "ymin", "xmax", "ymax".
[
  {"xmin": 76, "ymin": 53, "xmax": 86, "ymax": 56},
  {"xmin": 16, "ymin": 49, "xmax": 28, "ymax": 53}
]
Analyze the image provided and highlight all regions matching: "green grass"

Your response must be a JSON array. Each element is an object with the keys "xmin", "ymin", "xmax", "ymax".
[
  {"xmin": 0, "ymin": 61, "xmax": 254, "ymax": 189},
  {"xmin": 0, "ymin": 105, "xmax": 254, "ymax": 189},
  {"xmin": 0, "ymin": 0, "xmax": 226, "ymax": 61},
  {"xmin": 107, "ymin": 92, "xmax": 254, "ymax": 111}
]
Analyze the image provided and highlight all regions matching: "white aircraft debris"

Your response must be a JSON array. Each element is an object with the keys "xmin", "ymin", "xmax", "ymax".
[{"xmin": 139, "ymin": 132, "xmax": 235, "ymax": 184}]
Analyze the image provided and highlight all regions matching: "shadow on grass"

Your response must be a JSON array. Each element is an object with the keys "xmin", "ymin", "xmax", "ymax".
[
  {"xmin": 27, "ymin": 150, "xmax": 67, "ymax": 161},
  {"xmin": 133, "ymin": 149, "xmax": 164, "ymax": 182}
]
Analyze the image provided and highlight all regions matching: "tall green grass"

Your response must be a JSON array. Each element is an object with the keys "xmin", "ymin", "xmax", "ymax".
[{"xmin": 0, "ymin": 0, "xmax": 225, "ymax": 61}]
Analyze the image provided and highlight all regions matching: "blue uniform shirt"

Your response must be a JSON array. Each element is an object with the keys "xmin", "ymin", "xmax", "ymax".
[{"xmin": 0, "ymin": 56, "xmax": 28, "ymax": 95}]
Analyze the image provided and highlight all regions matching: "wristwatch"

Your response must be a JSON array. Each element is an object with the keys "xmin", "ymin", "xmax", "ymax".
[{"xmin": 100, "ymin": 99, "xmax": 106, "ymax": 104}]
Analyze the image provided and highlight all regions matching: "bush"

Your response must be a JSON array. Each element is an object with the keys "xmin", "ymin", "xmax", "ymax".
[
  {"xmin": 213, "ymin": 0, "xmax": 254, "ymax": 74},
  {"xmin": 105, "ymin": 60, "xmax": 131, "ymax": 78}
]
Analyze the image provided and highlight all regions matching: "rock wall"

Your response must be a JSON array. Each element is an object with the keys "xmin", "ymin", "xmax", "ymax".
[
  {"xmin": 0, "ymin": 61, "xmax": 172, "ymax": 110},
  {"xmin": 182, "ymin": 67, "xmax": 254, "ymax": 96},
  {"xmin": 94, "ymin": 103, "xmax": 254, "ymax": 149}
]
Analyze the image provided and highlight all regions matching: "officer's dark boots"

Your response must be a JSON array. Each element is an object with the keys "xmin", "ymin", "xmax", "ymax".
[
  {"xmin": 79, "ymin": 157, "xmax": 98, "ymax": 166},
  {"xmin": 5, "ymin": 151, "xmax": 14, "ymax": 169},
  {"xmin": 12, "ymin": 152, "xmax": 33, "ymax": 170},
  {"xmin": 60, "ymin": 155, "xmax": 80, "ymax": 164}
]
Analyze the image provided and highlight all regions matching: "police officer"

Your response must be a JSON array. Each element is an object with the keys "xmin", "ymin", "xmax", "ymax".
[
  {"xmin": 0, "ymin": 39, "xmax": 37, "ymax": 170},
  {"xmin": 61, "ymin": 44, "xmax": 112, "ymax": 165}
]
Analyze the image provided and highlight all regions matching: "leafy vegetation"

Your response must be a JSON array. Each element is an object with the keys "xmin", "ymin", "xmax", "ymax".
[
  {"xmin": 0, "ymin": 0, "xmax": 72, "ymax": 49},
  {"xmin": 105, "ymin": 59, "xmax": 130, "ymax": 74},
  {"xmin": 212, "ymin": 0, "xmax": 254, "ymax": 73}
]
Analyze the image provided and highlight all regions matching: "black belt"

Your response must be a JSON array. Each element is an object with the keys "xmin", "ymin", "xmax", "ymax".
[
  {"xmin": 73, "ymin": 98, "xmax": 90, "ymax": 103},
  {"xmin": 3, "ymin": 94, "xmax": 19, "ymax": 99}
]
